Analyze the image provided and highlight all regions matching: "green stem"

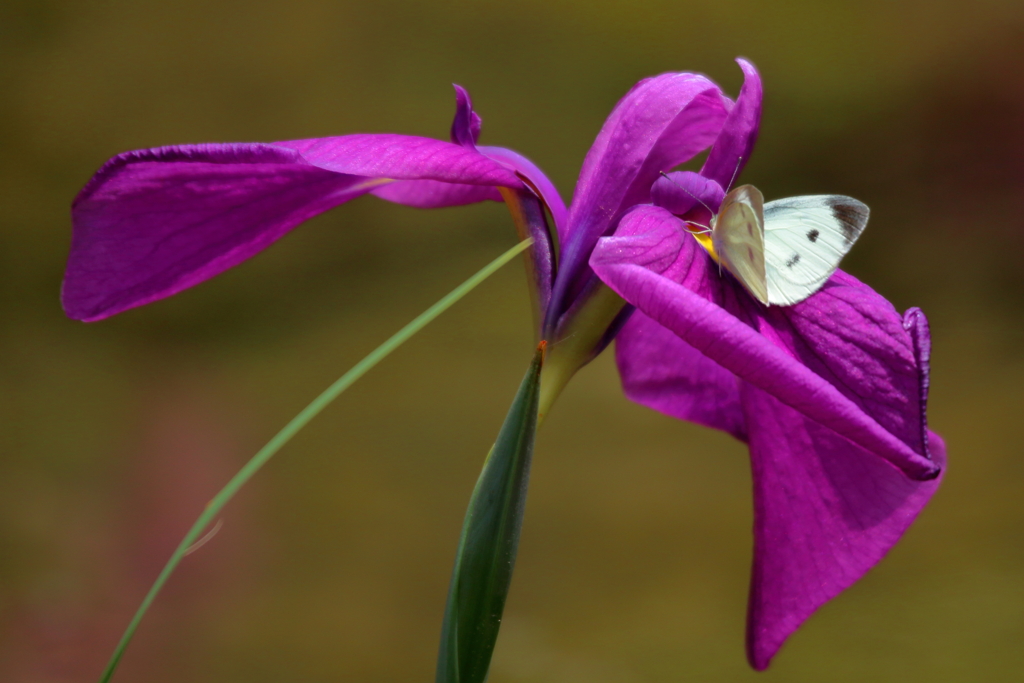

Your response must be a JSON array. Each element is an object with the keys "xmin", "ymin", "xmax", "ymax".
[{"xmin": 97, "ymin": 238, "xmax": 533, "ymax": 683}]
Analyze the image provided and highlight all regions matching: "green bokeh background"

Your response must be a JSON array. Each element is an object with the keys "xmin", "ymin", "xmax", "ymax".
[{"xmin": 2, "ymin": 1, "xmax": 1024, "ymax": 681}]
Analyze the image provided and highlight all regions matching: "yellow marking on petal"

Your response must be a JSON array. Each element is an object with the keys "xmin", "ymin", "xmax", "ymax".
[
  {"xmin": 356, "ymin": 177, "xmax": 396, "ymax": 191},
  {"xmin": 688, "ymin": 224, "xmax": 720, "ymax": 263}
]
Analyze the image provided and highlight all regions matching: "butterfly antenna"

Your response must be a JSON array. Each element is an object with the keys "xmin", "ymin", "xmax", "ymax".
[
  {"xmin": 659, "ymin": 171, "xmax": 715, "ymax": 216},
  {"xmin": 725, "ymin": 157, "xmax": 743, "ymax": 191}
]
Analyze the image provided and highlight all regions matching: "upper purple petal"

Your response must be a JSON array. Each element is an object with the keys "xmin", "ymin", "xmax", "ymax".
[
  {"xmin": 450, "ymin": 84, "xmax": 483, "ymax": 149},
  {"xmin": 549, "ymin": 73, "xmax": 730, "ymax": 325},
  {"xmin": 650, "ymin": 170, "xmax": 726, "ymax": 227},
  {"xmin": 590, "ymin": 204, "xmax": 939, "ymax": 481},
  {"xmin": 700, "ymin": 58, "xmax": 763, "ymax": 190},
  {"xmin": 65, "ymin": 137, "xmax": 523, "ymax": 321}
]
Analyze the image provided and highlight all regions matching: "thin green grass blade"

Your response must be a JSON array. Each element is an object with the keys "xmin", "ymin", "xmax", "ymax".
[
  {"xmin": 97, "ymin": 238, "xmax": 533, "ymax": 683},
  {"xmin": 436, "ymin": 342, "xmax": 544, "ymax": 683}
]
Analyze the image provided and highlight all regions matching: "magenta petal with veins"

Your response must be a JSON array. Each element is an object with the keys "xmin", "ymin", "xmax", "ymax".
[{"xmin": 592, "ymin": 203, "xmax": 941, "ymax": 667}]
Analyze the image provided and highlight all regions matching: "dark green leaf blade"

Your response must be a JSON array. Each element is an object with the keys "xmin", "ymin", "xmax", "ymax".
[{"xmin": 436, "ymin": 344, "xmax": 545, "ymax": 683}]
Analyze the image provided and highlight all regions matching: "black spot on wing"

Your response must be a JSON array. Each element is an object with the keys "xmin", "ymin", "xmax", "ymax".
[
  {"xmin": 827, "ymin": 196, "xmax": 868, "ymax": 246},
  {"xmin": 785, "ymin": 253, "xmax": 801, "ymax": 268},
  {"xmin": 807, "ymin": 229, "xmax": 819, "ymax": 242}
]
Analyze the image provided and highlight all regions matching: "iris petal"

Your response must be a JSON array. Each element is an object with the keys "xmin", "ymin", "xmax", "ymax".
[
  {"xmin": 700, "ymin": 58, "xmax": 763, "ymax": 190},
  {"xmin": 591, "ymin": 204, "xmax": 938, "ymax": 480},
  {"xmin": 744, "ymin": 385, "xmax": 944, "ymax": 669},
  {"xmin": 593, "ymin": 202, "xmax": 942, "ymax": 667},
  {"xmin": 550, "ymin": 73, "xmax": 730, "ymax": 325},
  {"xmin": 616, "ymin": 311, "xmax": 746, "ymax": 440},
  {"xmin": 64, "ymin": 137, "xmax": 522, "ymax": 321}
]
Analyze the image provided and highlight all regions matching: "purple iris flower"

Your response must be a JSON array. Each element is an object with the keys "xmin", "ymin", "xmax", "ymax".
[
  {"xmin": 590, "ymin": 62, "xmax": 944, "ymax": 669},
  {"xmin": 63, "ymin": 58, "xmax": 943, "ymax": 670}
]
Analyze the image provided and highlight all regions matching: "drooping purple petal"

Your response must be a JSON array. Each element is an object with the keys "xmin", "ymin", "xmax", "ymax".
[
  {"xmin": 743, "ymin": 384, "xmax": 945, "ymax": 669},
  {"xmin": 450, "ymin": 84, "xmax": 483, "ymax": 149},
  {"xmin": 700, "ymin": 58, "xmax": 763, "ymax": 190},
  {"xmin": 65, "ymin": 138, "xmax": 523, "ymax": 321},
  {"xmin": 616, "ymin": 311, "xmax": 746, "ymax": 440},
  {"xmin": 589, "ymin": 205, "xmax": 939, "ymax": 481},
  {"xmin": 65, "ymin": 144, "xmax": 367, "ymax": 322},
  {"xmin": 550, "ymin": 73, "xmax": 731, "ymax": 328},
  {"xmin": 599, "ymin": 202, "xmax": 944, "ymax": 667},
  {"xmin": 749, "ymin": 276, "xmax": 933, "ymax": 461}
]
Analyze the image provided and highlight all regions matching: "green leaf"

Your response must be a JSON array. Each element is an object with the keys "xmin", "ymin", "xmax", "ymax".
[
  {"xmin": 436, "ymin": 343, "xmax": 545, "ymax": 683},
  {"xmin": 95, "ymin": 238, "xmax": 533, "ymax": 683}
]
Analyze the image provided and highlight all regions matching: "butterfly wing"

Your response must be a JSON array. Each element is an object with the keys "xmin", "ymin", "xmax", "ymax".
[
  {"xmin": 762, "ymin": 195, "xmax": 869, "ymax": 306},
  {"xmin": 712, "ymin": 184, "xmax": 769, "ymax": 304}
]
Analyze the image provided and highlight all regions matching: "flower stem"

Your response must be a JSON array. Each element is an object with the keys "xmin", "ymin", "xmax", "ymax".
[
  {"xmin": 538, "ymin": 282, "xmax": 626, "ymax": 423},
  {"xmin": 96, "ymin": 237, "xmax": 533, "ymax": 683}
]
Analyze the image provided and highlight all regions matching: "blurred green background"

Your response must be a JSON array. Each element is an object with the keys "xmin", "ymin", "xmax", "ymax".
[{"xmin": 2, "ymin": 1, "xmax": 1024, "ymax": 681}]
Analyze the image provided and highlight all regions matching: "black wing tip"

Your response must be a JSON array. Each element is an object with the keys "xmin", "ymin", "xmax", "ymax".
[{"xmin": 825, "ymin": 196, "xmax": 869, "ymax": 246}]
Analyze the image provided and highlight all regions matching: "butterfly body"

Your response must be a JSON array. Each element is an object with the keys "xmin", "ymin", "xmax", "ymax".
[{"xmin": 708, "ymin": 185, "xmax": 869, "ymax": 306}]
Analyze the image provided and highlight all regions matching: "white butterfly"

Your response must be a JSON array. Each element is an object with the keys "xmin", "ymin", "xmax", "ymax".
[{"xmin": 707, "ymin": 184, "xmax": 869, "ymax": 306}]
